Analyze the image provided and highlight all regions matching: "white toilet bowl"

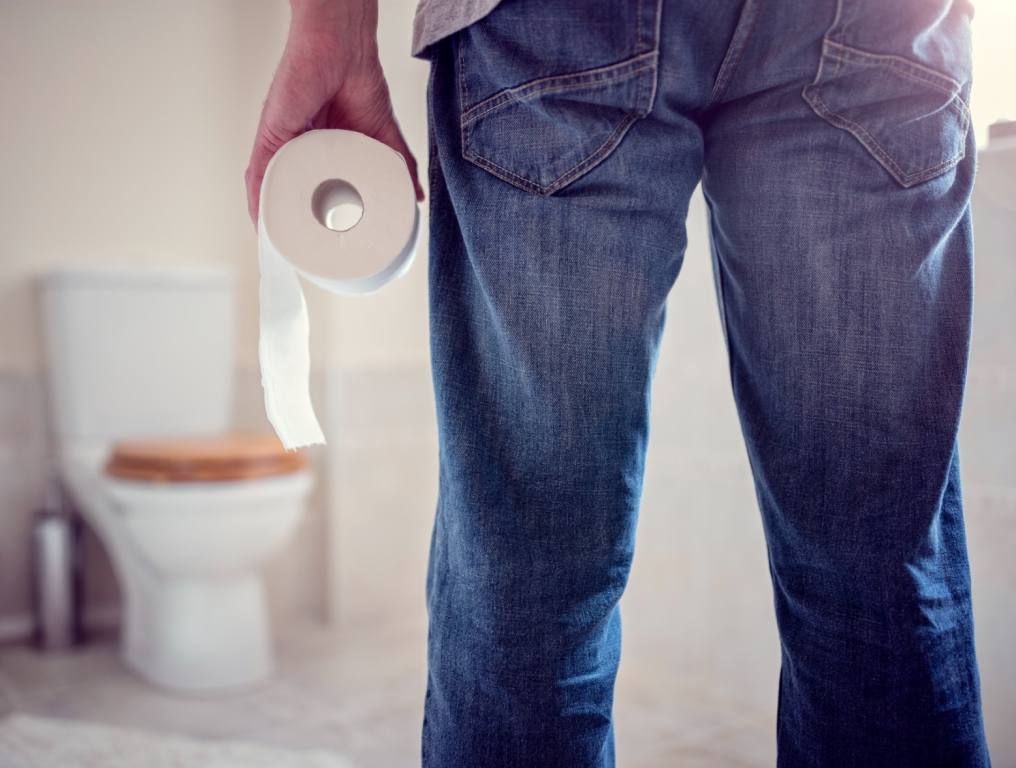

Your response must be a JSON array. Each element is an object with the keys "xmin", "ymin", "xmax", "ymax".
[
  {"xmin": 40, "ymin": 266, "xmax": 316, "ymax": 693},
  {"xmin": 61, "ymin": 437, "xmax": 314, "ymax": 693}
]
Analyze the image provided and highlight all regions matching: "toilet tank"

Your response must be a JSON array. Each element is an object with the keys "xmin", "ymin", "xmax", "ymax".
[{"xmin": 41, "ymin": 266, "xmax": 236, "ymax": 441}]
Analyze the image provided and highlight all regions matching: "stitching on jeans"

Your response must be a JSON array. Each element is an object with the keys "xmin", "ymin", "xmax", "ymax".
[
  {"xmin": 459, "ymin": 51, "xmax": 658, "ymax": 126},
  {"xmin": 461, "ymin": 58, "xmax": 657, "ymax": 127},
  {"xmin": 636, "ymin": 0, "xmax": 642, "ymax": 57},
  {"xmin": 542, "ymin": 113, "xmax": 640, "ymax": 191},
  {"xmin": 641, "ymin": 0, "xmax": 664, "ymax": 118},
  {"xmin": 822, "ymin": 40, "xmax": 967, "ymax": 101},
  {"xmin": 805, "ymin": 87, "xmax": 968, "ymax": 185},
  {"xmin": 463, "ymin": 113, "xmax": 639, "ymax": 195},
  {"xmin": 802, "ymin": 3, "xmax": 971, "ymax": 190},
  {"xmin": 706, "ymin": 0, "xmax": 760, "ymax": 108},
  {"xmin": 646, "ymin": 0, "xmax": 662, "ymax": 113},
  {"xmin": 634, "ymin": 47, "xmax": 646, "ymax": 121},
  {"xmin": 455, "ymin": 2, "xmax": 662, "ymax": 195},
  {"xmin": 456, "ymin": 32, "xmax": 468, "ymax": 109},
  {"xmin": 456, "ymin": 33, "xmax": 471, "ymax": 188},
  {"xmin": 826, "ymin": 0, "xmax": 845, "ymax": 78},
  {"xmin": 803, "ymin": 86, "xmax": 968, "ymax": 186},
  {"xmin": 426, "ymin": 44, "xmax": 441, "ymax": 211}
]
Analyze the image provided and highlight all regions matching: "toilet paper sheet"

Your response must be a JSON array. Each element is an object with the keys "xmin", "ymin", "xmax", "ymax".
[{"xmin": 257, "ymin": 130, "xmax": 419, "ymax": 450}]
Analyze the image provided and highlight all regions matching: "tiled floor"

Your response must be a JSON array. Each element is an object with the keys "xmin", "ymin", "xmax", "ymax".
[{"xmin": 0, "ymin": 618, "xmax": 774, "ymax": 767}]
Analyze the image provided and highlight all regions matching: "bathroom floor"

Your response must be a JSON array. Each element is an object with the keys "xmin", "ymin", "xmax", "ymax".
[{"xmin": 0, "ymin": 616, "xmax": 774, "ymax": 767}]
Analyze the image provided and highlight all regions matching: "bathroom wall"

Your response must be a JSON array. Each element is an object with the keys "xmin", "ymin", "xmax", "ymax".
[
  {"xmin": 0, "ymin": 1, "xmax": 342, "ymax": 638},
  {"xmin": 325, "ymin": 0, "xmax": 433, "ymax": 629},
  {"xmin": 1, "ymin": 2, "xmax": 1013, "ymax": 760}
]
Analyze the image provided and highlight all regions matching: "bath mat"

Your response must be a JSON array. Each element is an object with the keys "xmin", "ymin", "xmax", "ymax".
[{"xmin": 0, "ymin": 714, "xmax": 355, "ymax": 768}]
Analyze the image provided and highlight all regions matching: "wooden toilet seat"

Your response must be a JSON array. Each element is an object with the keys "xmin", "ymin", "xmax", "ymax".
[{"xmin": 105, "ymin": 433, "xmax": 308, "ymax": 483}]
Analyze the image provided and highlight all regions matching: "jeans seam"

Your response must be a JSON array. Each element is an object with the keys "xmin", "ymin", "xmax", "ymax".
[
  {"xmin": 822, "ymin": 39, "xmax": 967, "ymax": 102},
  {"xmin": 421, "ymin": 684, "xmax": 433, "ymax": 764},
  {"xmin": 462, "ymin": 112, "xmax": 639, "ymax": 195},
  {"xmin": 641, "ymin": 0, "xmax": 664, "ymax": 117},
  {"xmin": 635, "ymin": 0, "xmax": 643, "ymax": 61},
  {"xmin": 460, "ymin": 52, "xmax": 658, "ymax": 126},
  {"xmin": 802, "ymin": 0, "xmax": 971, "ymax": 188},
  {"xmin": 456, "ymin": 32, "xmax": 469, "ymax": 172},
  {"xmin": 455, "ymin": 1, "xmax": 662, "ymax": 195},
  {"xmin": 426, "ymin": 45, "xmax": 439, "ymax": 196},
  {"xmin": 705, "ymin": 0, "xmax": 761, "ymax": 108},
  {"xmin": 802, "ymin": 86, "xmax": 969, "ymax": 187}
]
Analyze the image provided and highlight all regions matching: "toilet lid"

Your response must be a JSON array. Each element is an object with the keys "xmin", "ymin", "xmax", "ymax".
[{"xmin": 105, "ymin": 433, "xmax": 308, "ymax": 483}]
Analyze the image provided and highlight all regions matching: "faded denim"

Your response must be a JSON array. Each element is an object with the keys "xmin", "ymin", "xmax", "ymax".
[{"xmin": 417, "ymin": 0, "xmax": 991, "ymax": 765}]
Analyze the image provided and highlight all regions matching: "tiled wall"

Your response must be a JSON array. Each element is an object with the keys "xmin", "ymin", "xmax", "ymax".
[
  {"xmin": 0, "ymin": 372, "xmax": 51, "ymax": 637},
  {"xmin": 961, "ymin": 156, "xmax": 1016, "ymax": 760},
  {"xmin": 0, "ymin": 0, "xmax": 428, "ymax": 643},
  {"xmin": 327, "ymin": 363, "xmax": 438, "ymax": 632}
]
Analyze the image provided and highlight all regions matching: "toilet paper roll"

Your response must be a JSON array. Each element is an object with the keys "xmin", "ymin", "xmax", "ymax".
[{"xmin": 257, "ymin": 129, "xmax": 419, "ymax": 450}]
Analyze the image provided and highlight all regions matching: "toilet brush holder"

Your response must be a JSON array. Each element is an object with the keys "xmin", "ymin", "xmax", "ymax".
[{"xmin": 30, "ymin": 480, "xmax": 83, "ymax": 650}]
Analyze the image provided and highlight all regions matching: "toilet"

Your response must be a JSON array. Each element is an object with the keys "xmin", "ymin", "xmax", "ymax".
[{"xmin": 40, "ymin": 266, "xmax": 315, "ymax": 693}]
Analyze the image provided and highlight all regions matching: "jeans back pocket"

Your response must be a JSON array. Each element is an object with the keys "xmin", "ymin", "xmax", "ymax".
[
  {"xmin": 454, "ymin": 0, "xmax": 662, "ymax": 196},
  {"xmin": 802, "ymin": 0, "xmax": 973, "ymax": 189}
]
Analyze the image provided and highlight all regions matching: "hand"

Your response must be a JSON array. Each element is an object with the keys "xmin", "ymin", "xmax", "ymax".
[{"xmin": 244, "ymin": 0, "xmax": 423, "ymax": 224}]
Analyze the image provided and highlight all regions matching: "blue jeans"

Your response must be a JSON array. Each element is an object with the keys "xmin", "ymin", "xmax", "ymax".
[{"xmin": 417, "ymin": 0, "xmax": 990, "ymax": 764}]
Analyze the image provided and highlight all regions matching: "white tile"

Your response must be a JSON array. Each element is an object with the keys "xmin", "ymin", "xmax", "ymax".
[
  {"xmin": 14, "ymin": 668, "xmax": 333, "ymax": 739},
  {"xmin": 243, "ymin": 716, "xmax": 363, "ymax": 759},
  {"xmin": 282, "ymin": 641, "xmax": 426, "ymax": 727},
  {"xmin": 965, "ymin": 487, "xmax": 1016, "ymax": 766},
  {"xmin": 0, "ymin": 638, "xmax": 123, "ymax": 697},
  {"xmin": 614, "ymin": 676, "xmax": 759, "ymax": 765},
  {"xmin": 633, "ymin": 740, "xmax": 766, "ymax": 768},
  {"xmin": 0, "ymin": 390, "xmax": 49, "ymax": 624},
  {"xmin": 241, "ymin": 622, "xmax": 427, "ymax": 767},
  {"xmin": 331, "ymin": 428, "xmax": 436, "ymax": 627},
  {"xmin": 0, "ymin": 684, "xmax": 15, "ymax": 717},
  {"xmin": 700, "ymin": 720, "xmax": 776, "ymax": 767},
  {"xmin": 274, "ymin": 623, "xmax": 347, "ymax": 669},
  {"xmin": 330, "ymin": 365, "xmax": 437, "ymax": 443},
  {"xmin": 960, "ymin": 365, "xmax": 1016, "ymax": 488}
]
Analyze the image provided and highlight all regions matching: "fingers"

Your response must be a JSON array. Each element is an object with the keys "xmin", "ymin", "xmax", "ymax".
[
  {"xmin": 246, "ymin": 108, "xmax": 424, "ymax": 224},
  {"xmin": 245, "ymin": 117, "xmax": 303, "ymax": 224},
  {"xmin": 246, "ymin": 62, "xmax": 426, "ymax": 225},
  {"xmin": 372, "ymin": 116, "xmax": 426, "ymax": 203}
]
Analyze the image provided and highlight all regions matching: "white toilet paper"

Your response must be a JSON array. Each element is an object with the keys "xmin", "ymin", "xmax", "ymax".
[{"xmin": 257, "ymin": 129, "xmax": 419, "ymax": 450}]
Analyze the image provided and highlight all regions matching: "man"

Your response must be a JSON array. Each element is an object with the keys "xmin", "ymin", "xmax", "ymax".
[{"xmin": 246, "ymin": 0, "xmax": 991, "ymax": 765}]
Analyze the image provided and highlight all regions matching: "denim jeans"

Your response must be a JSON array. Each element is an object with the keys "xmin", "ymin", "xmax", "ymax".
[{"xmin": 418, "ymin": 0, "xmax": 990, "ymax": 765}]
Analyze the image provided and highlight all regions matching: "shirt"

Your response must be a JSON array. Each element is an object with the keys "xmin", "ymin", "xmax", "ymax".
[{"xmin": 411, "ymin": 0, "xmax": 502, "ymax": 58}]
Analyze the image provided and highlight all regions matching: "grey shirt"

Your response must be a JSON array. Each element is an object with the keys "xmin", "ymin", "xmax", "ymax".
[{"xmin": 411, "ymin": 0, "xmax": 501, "ymax": 58}]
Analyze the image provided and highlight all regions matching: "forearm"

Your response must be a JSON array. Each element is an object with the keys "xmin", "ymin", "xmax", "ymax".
[
  {"xmin": 289, "ymin": 0, "xmax": 378, "ymax": 43},
  {"xmin": 246, "ymin": 0, "xmax": 422, "ymax": 222}
]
